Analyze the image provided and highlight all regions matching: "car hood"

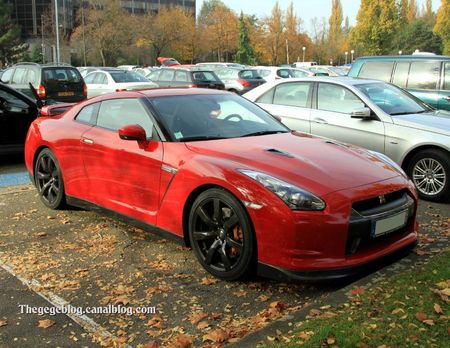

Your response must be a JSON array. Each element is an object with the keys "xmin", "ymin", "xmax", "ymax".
[
  {"xmin": 185, "ymin": 132, "xmax": 401, "ymax": 197},
  {"xmin": 392, "ymin": 110, "xmax": 450, "ymax": 135}
]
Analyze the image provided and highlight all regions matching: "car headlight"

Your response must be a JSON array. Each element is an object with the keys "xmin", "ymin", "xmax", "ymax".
[
  {"xmin": 368, "ymin": 151, "xmax": 408, "ymax": 178},
  {"xmin": 238, "ymin": 169, "xmax": 326, "ymax": 211}
]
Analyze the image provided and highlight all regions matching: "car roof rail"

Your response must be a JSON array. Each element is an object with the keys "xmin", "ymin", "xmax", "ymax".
[
  {"xmin": 13, "ymin": 62, "xmax": 40, "ymax": 66},
  {"xmin": 42, "ymin": 62, "xmax": 74, "ymax": 67}
]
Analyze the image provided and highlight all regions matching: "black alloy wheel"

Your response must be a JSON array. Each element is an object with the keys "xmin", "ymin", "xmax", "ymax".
[
  {"xmin": 189, "ymin": 188, "xmax": 255, "ymax": 280},
  {"xmin": 406, "ymin": 148, "xmax": 450, "ymax": 202},
  {"xmin": 34, "ymin": 149, "xmax": 66, "ymax": 209}
]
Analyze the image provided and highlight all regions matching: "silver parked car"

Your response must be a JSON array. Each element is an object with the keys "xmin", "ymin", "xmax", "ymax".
[{"xmin": 244, "ymin": 77, "xmax": 450, "ymax": 202}]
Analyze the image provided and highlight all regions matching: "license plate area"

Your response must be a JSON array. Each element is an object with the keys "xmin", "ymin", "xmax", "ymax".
[
  {"xmin": 371, "ymin": 210, "xmax": 408, "ymax": 238},
  {"xmin": 58, "ymin": 91, "xmax": 75, "ymax": 97}
]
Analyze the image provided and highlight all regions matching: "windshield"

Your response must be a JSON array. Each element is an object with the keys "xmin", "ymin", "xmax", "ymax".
[
  {"xmin": 110, "ymin": 71, "xmax": 149, "ymax": 83},
  {"xmin": 149, "ymin": 94, "xmax": 288, "ymax": 141},
  {"xmin": 355, "ymin": 82, "xmax": 431, "ymax": 115}
]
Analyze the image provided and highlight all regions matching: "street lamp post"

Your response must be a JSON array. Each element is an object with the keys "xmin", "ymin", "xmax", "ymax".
[
  {"xmin": 350, "ymin": 49, "xmax": 354, "ymax": 62},
  {"xmin": 302, "ymin": 46, "xmax": 306, "ymax": 62},
  {"xmin": 345, "ymin": 51, "xmax": 348, "ymax": 65},
  {"xmin": 398, "ymin": 50, "xmax": 403, "ymax": 55},
  {"xmin": 54, "ymin": 0, "xmax": 60, "ymax": 63}
]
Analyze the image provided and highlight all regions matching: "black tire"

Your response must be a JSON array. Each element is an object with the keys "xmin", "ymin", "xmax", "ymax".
[
  {"xmin": 34, "ymin": 148, "xmax": 66, "ymax": 209},
  {"xmin": 188, "ymin": 188, "xmax": 255, "ymax": 280},
  {"xmin": 406, "ymin": 148, "xmax": 450, "ymax": 202}
]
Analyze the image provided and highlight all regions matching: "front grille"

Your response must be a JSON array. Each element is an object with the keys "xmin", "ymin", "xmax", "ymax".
[{"xmin": 346, "ymin": 190, "xmax": 415, "ymax": 255}]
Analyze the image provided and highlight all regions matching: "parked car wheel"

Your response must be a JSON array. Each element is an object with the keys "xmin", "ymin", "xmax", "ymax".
[
  {"xmin": 406, "ymin": 148, "xmax": 450, "ymax": 202},
  {"xmin": 189, "ymin": 188, "xmax": 255, "ymax": 280},
  {"xmin": 34, "ymin": 148, "xmax": 66, "ymax": 209}
]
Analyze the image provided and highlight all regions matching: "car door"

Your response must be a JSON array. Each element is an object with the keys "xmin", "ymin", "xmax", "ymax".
[
  {"xmin": 255, "ymin": 81, "xmax": 313, "ymax": 133},
  {"xmin": 0, "ymin": 84, "xmax": 38, "ymax": 149},
  {"xmin": 438, "ymin": 62, "xmax": 450, "ymax": 111},
  {"xmin": 80, "ymin": 97, "xmax": 163, "ymax": 224},
  {"xmin": 310, "ymin": 82, "xmax": 385, "ymax": 153}
]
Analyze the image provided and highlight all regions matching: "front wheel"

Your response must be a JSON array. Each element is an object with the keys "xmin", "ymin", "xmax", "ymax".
[
  {"xmin": 188, "ymin": 188, "xmax": 255, "ymax": 280},
  {"xmin": 406, "ymin": 149, "xmax": 450, "ymax": 202},
  {"xmin": 34, "ymin": 148, "xmax": 66, "ymax": 209}
]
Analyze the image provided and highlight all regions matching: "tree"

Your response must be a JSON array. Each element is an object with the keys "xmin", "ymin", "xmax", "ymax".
[
  {"xmin": 434, "ymin": 0, "xmax": 450, "ymax": 54},
  {"xmin": 235, "ymin": 12, "xmax": 256, "ymax": 65},
  {"xmin": 263, "ymin": 1, "xmax": 284, "ymax": 65},
  {"xmin": 421, "ymin": 0, "xmax": 435, "ymax": 26},
  {"xmin": 328, "ymin": 0, "xmax": 343, "ymax": 63},
  {"xmin": 408, "ymin": 0, "xmax": 417, "ymax": 21},
  {"xmin": 350, "ymin": 0, "xmax": 399, "ymax": 55},
  {"xmin": 398, "ymin": 19, "xmax": 442, "ymax": 54},
  {"xmin": 0, "ymin": 0, "xmax": 28, "ymax": 67},
  {"xmin": 399, "ymin": 0, "xmax": 409, "ymax": 24}
]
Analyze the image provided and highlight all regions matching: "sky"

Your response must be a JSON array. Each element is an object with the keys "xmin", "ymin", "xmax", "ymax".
[{"xmin": 196, "ymin": 0, "xmax": 442, "ymax": 34}]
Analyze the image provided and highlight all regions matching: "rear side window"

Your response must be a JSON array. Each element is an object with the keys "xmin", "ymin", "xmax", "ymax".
[
  {"xmin": 239, "ymin": 70, "xmax": 259, "ymax": 79},
  {"xmin": 84, "ymin": 73, "xmax": 96, "ymax": 84},
  {"xmin": 75, "ymin": 103, "xmax": 99, "ymax": 125},
  {"xmin": 24, "ymin": 69, "xmax": 37, "ymax": 84},
  {"xmin": 159, "ymin": 70, "xmax": 175, "ymax": 81},
  {"xmin": 273, "ymin": 82, "xmax": 312, "ymax": 108},
  {"xmin": 12, "ymin": 68, "xmax": 27, "ymax": 83},
  {"xmin": 444, "ymin": 63, "xmax": 450, "ymax": 91},
  {"xmin": 175, "ymin": 71, "xmax": 189, "ymax": 82},
  {"xmin": 407, "ymin": 61, "xmax": 440, "ymax": 90},
  {"xmin": 358, "ymin": 61, "xmax": 394, "ymax": 82},
  {"xmin": 42, "ymin": 68, "xmax": 82, "ymax": 83},
  {"xmin": 256, "ymin": 88, "xmax": 275, "ymax": 104},
  {"xmin": 93, "ymin": 73, "xmax": 107, "ymax": 84},
  {"xmin": 277, "ymin": 69, "xmax": 292, "ymax": 78},
  {"xmin": 392, "ymin": 62, "xmax": 410, "ymax": 88},
  {"xmin": 192, "ymin": 71, "xmax": 219, "ymax": 82}
]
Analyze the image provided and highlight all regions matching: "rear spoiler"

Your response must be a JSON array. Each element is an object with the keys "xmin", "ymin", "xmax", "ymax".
[{"xmin": 39, "ymin": 103, "xmax": 75, "ymax": 117}]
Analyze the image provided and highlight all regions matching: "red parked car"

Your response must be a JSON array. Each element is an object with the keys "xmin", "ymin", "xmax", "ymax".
[{"xmin": 24, "ymin": 89, "xmax": 418, "ymax": 281}]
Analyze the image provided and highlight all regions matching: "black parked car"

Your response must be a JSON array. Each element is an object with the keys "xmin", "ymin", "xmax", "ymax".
[
  {"xmin": 0, "ymin": 82, "xmax": 38, "ymax": 154},
  {"xmin": 0, "ymin": 62, "xmax": 87, "ymax": 104},
  {"xmin": 148, "ymin": 68, "xmax": 225, "ymax": 90}
]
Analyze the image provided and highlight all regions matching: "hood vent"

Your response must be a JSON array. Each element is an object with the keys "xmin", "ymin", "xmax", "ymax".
[{"xmin": 265, "ymin": 148, "xmax": 294, "ymax": 158}]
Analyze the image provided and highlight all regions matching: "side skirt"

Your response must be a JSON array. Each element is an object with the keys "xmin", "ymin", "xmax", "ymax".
[{"xmin": 66, "ymin": 196, "xmax": 186, "ymax": 245}]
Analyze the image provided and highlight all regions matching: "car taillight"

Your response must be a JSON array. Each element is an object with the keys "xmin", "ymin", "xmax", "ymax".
[
  {"xmin": 237, "ymin": 79, "xmax": 251, "ymax": 87},
  {"xmin": 36, "ymin": 84, "xmax": 46, "ymax": 98},
  {"xmin": 115, "ymin": 88, "xmax": 127, "ymax": 92},
  {"xmin": 83, "ymin": 83, "xmax": 87, "ymax": 97},
  {"xmin": 188, "ymin": 84, "xmax": 198, "ymax": 88}
]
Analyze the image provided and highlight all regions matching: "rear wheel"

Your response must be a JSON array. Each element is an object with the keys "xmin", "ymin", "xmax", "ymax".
[
  {"xmin": 188, "ymin": 188, "xmax": 255, "ymax": 280},
  {"xmin": 406, "ymin": 149, "xmax": 450, "ymax": 202},
  {"xmin": 34, "ymin": 148, "xmax": 66, "ymax": 209}
]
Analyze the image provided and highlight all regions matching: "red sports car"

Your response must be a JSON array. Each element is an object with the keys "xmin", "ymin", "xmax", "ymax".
[{"xmin": 25, "ymin": 89, "xmax": 418, "ymax": 280}]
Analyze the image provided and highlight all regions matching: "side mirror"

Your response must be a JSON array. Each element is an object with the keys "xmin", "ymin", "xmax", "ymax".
[
  {"xmin": 118, "ymin": 124, "xmax": 147, "ymax": 141},
  {"xmin": 351, "ymin": 107, "xmax": 372, "ymax": 119}
]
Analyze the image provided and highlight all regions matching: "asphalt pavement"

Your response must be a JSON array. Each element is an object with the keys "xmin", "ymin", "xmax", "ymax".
[{"xmin": 0, "ymin": 155, "xmax": 448, "ymax": 347}]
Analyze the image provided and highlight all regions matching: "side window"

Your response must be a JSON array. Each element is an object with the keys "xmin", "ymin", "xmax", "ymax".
[
  {"xmin": 392, "ymin": 62, "xmax": 410, "ymax": 88},
  {"xmin": 1, "ymin": 68, "xmax": 14, "ymax": 83},
  {"xmin": 159, "ymin": 70, "xmax": 175, "ymax": 81},
  {"xmin": 24, "ymin": 69, "xmax": 37, "ymax": 85},
  {"xmin": 358, "ymin": 61, "xmax": 394, "ymax": 82},
  {"xmin": 277, "ymin": 69, "xmax": 291, "ymax": 78},
  {"xmin": 12, "ymin": 68, "xmax": 27, "ymax": 84},
  {"xmin": 175, "ymin": 71, "xmax": 188, "ymax": 82},
  {"xmin": 84, "ymin": 73, "xmax": 96, "ymax": 84},
  {"xmin": 317, "ymin": 83, "xmax": 365, "ymax": 114},
  {"xmin": 444, "ymin": 63, "xmax": 450, "ymax": 91},
  {"xmin": 94, "ymin": 73, "xmax": 107, "ymax": 84},
  {"xmin": 273, "ymin": 82, "xmax": 311, "ymax": 108},
  {"xmin": 75, "ymin": 103, "xmax": 99, "ymax": 125},
  {"xmin": 97, "ymin": 99, "xmax": 153, "ymax": 138},
  {"xmin": 0, "ymin": 89, "xmax": 28, "ymax": 107},
  {"xmin": 256, "ymin": 88, "xmax": 275, "ymax": 104},
  {"xmin": 407, "ymin": 61, "xmax": 440, "ymax": 90},
  {"xmin": 148, "ymin": 70, "xmax": 160, "ymax": 81}
]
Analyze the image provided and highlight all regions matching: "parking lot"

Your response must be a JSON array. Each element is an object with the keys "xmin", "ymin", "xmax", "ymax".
[{"xmin": 0, "ymin": 156, "xmax": 449, "ymax": 347}]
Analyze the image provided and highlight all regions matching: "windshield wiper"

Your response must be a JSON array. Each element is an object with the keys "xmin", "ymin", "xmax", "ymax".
[
  {"xmin": 179, "ymin": 135, "xmax": 227, "ymax": 142},
  {"xmin": 240, "ymin": 130, "xmax": 288, "ymax": 137},
  {"xmin": 390, "ymin": 110, "xmax": 428, "ymax": 116}
]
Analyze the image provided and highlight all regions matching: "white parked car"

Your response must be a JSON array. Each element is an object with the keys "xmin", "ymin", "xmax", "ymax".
[
  {"xmin": 244, "ymin": 77, "xmax": 450, "ymax": 202},
  {"xmin": 255, "ymin": 66, "xmax": 315, "ymax": 82},
  {"xmin": 84, "ymin": 69, "xmax": 157, "ymax": 98}
]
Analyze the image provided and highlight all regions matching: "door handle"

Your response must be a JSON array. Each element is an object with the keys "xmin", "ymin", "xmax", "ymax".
[
  {"xmin": 82, "ymin": 138, "xmax": 94, "ymax": 144},
  {"xmin": 313, "ymin": 118, "xmax": 328, "ymax": 124}
]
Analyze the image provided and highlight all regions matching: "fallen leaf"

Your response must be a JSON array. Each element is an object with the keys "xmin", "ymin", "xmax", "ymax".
[
  {"xmin": 0, "ymin": 320, "xmax": 7, "ymax": 327},
  {"xmin": 141, "ymin": 341, "xmax": 159, "ymax": 348},
  {"xmin": 434, "ymin": 303, "xmax": 443, "ymax": 314},
  {"xmin": 201, "ymin": 277, "xmax": 218, "ymax": 285},
  {"xmin": 423, "ymin": 319, "xmax": 435, "ymax": 326},
  {"xmin": 298, "ymin": 331, "xmax": 313, "ymax": 341},
  {"xmin": 197, "ymin": 321, "xmax": 209, "ymax": 330},
  {"xmin": 356, "ymin": 343, "xmax": 369, "ymax": 348},
  {"xmin": 416, "ymin": 312, "xmax": 427, "ymax": 322},
  {"xmin": 326, "ymin": 336, "xmax": 336, "ymax": 345},
  {"xmin": 350, "ymin": 287, "xmax": 365, "ymax": 295},
  {"xmin": 37, "ymin": 232, "xmax": 47, "ymax": 237},
  {"xmin": 392, "ymin": 308, "xmax": 405, "ymax": 315},
  {"xmin": 202, "ymin": 328, "xmax": 228, "ymax": 343},
  {"xmin": 309, "ymin": 308, "xmax": 321, "ymax": 317},
  {"xmin": 187, "ymin": 312, "xmax": 207, "ymax": 325},
  {"xmin": 37, "ymin": 319, "xmax": 55, "ymax": 329},
  {"xmin": 171, "ymin": 333, "xmax": 193, "ymax": 348},
  {"xmin": 259, "ymin": 295, "xmax": 269, "ymax": 302}
]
